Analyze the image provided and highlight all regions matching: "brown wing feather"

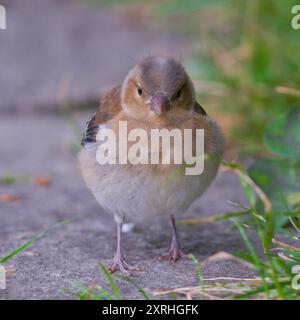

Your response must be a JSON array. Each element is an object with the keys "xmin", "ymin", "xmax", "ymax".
[
  {"xmin": 81, "ymin": 85, "xmax": 122, "ymax": 146},
  {"xmin": 95, "ymin": 85, "xmax": 122, "ymax": 124}
]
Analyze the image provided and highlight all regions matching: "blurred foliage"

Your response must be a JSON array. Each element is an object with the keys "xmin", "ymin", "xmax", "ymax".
[
  {"xmin": 264, "ymin": 107, "xmax": 300, "ymax": 160},
  {"xmin": 153, "ymin": 0, "xmax": 300, "ymax": 155},
  {"xmin": 248, "ymin": 106, "xmax": 300, "ymax": 227}
]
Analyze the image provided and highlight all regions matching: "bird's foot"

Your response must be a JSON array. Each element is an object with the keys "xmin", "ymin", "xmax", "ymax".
[
  {"xmin": 159, "ymin": 243, "xmax": 187, "ymax": 262},
  {"xmin": 109, "ymin": 255, "xmax": 142, "ymax": 276}
]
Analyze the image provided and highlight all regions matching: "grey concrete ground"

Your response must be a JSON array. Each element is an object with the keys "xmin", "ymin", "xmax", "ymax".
[
  {"xmin": 0, "ymin": 0, "xmax": 257, "ymax": 300},
  {"xmin": 0, "ymin": 0, "xmax": 189, "ymax": 113}
]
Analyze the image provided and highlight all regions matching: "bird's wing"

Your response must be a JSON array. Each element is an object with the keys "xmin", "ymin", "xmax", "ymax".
[
  {"xmin": 194, "ymin": 101, "xmax": 207, "ymax": 116},
  {"xmin": 81, "ymin": 112, "xmax": 98, "ymax": 146},
  {"xmin": 81, "ymin": 85, "xmax": 122, "ymax": 146}
]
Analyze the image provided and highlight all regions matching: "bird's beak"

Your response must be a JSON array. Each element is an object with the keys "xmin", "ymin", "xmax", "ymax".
[{"xmin": 151, "ymin": 93, "xmax": 171, "ymax": 115}]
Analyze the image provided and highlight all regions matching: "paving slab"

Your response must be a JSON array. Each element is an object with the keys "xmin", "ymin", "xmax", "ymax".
[{"xmin": 0, "ymin": 0, "xmax": 190, "ymax": 113}]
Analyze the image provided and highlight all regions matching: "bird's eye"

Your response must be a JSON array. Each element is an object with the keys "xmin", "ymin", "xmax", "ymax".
[
  {"xmin": 176, "ymin": 89, "xmax": 181, "ymax": 99},
  {"xmin": 137, "ymin": 86, "xmax": 143, "ymax": 96}
]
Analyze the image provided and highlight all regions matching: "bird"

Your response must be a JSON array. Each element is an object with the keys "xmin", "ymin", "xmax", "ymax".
[{"xmin": 78, "ymin": 56, "xmax": 224, "ymax": 275}]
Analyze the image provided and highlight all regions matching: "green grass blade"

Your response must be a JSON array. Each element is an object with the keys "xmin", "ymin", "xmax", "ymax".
[
  {"xmin": 115, "ymin": 274, "xmax": 151, "ymax": 300},
  {"xmin": 231, "ymin": 218, "xmax": 270, "ymax": 298},
  {"xmin": 0, "ymin": 220, "xmax": 71, "ymax": 264},
  {"xmin": 96, "ymin": 287, "xmax": 114, "ymax": 300},
  {"xmin": 98, "ymin": 263, "xmax": 122, "ymax": 300},
  {"xmin": 189, "ymin": 254, "xmax": 204, "ymax": 300}
]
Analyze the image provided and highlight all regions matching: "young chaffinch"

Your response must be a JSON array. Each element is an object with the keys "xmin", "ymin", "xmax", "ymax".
[{"xmin": 78, "ymin": 56, "xmax": 224, "ymax": 275}]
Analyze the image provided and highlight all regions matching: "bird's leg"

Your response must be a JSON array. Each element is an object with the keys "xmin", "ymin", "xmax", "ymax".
[
  {"xmin": 159, "ymin": 215, "xmax": 187, "ymax": 262},
  {"xmin": 109, "ymin": 218, "xmax": 141, "ymax": 275}
]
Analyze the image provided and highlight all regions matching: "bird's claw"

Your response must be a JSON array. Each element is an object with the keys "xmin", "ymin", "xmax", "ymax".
[
  {"xmin": 159, "ymin": 246, "xmax": 187, "ymax": 262},
  {"xmin": 109, "ymin": 257, "xmax": 143, "ymax": 276}
]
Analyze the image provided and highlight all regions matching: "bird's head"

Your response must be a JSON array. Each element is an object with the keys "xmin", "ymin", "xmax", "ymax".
[{"xmin": 121, "ymin": 56, "xmax": 196, "ymax": 120}]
